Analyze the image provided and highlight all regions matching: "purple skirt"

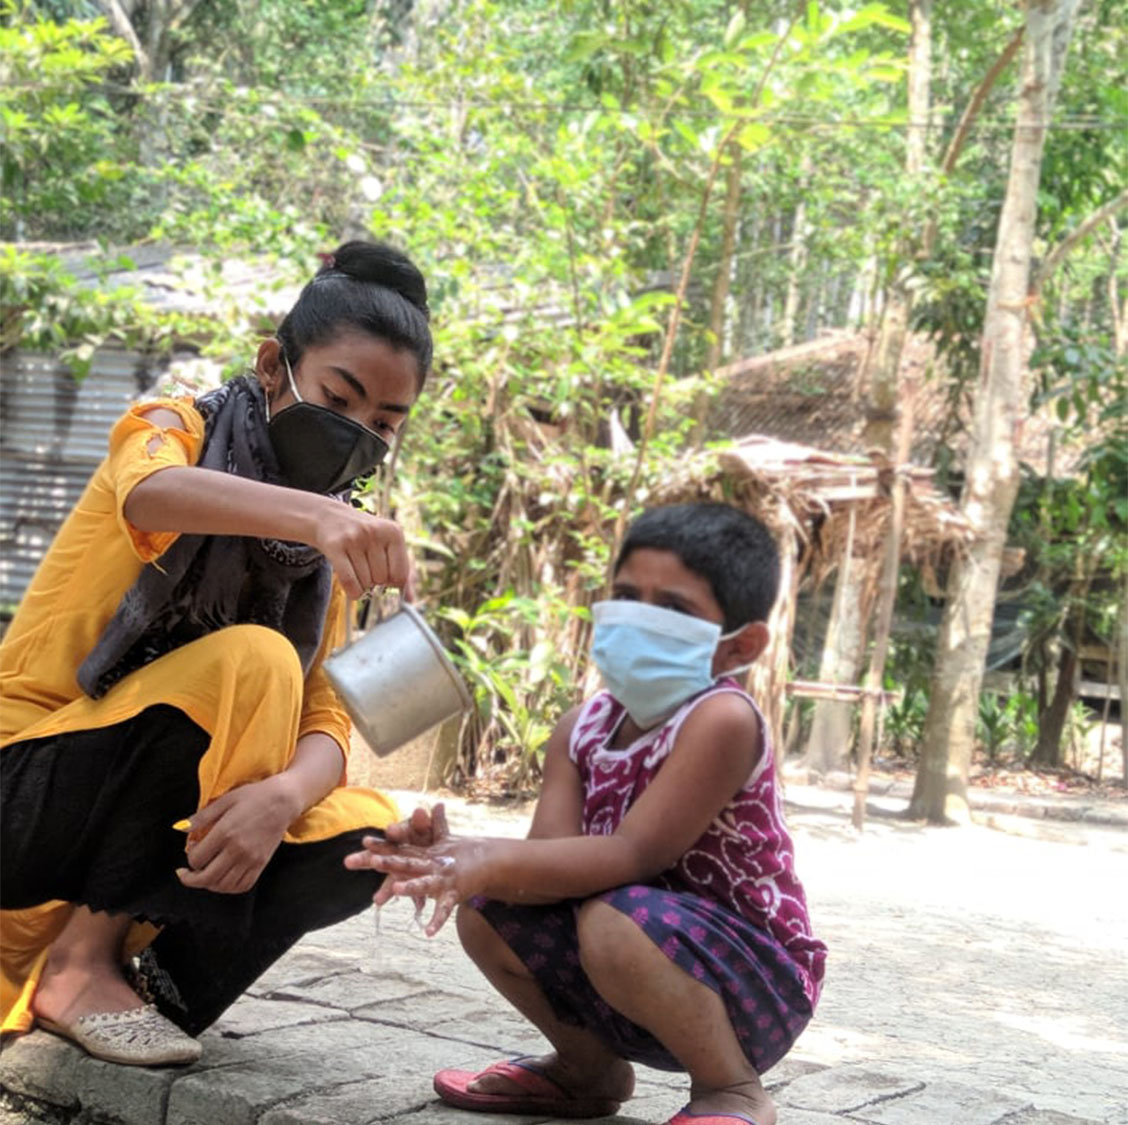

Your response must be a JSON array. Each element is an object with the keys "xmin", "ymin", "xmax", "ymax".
[{"xmin": 476, "ymin": 884, "xmax": 813, "ymax": 1074}]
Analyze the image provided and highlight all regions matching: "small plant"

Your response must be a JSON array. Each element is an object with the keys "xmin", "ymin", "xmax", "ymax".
[
  {"xmin": 879, "ymin": 631, "xmax": 935, "ymax": 760},
  {"xmin": 439, "ymin": 590, "xmax": 588, "ymax": 790},
  {"xmin": 1062, "ymin": 700, "xmax": 1097, "ymax": 773},
  {"xmin": 1005, "ymin": 692, "xmax": 1041, "ymax": 760},
  {"xmin": 977, "ymin": 689, "xmax": 1041, "ymax": 763},
  {"xmin": 977, "ymin": 692, "xmax": 1009, "ymax": 763},
  {"xmin": 882, "ymin": 685, "xmax": 929, "ymax": 759}
]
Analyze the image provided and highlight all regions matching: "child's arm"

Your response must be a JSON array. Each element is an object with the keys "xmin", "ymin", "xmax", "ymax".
[
  {"xmin": 379, "ymin": 705, "xmax": 582, "ymax": 854},
  {"xmin": 369, "ymin": 708, "xmax": 582, "ymax": 916},
  {"xmin": 526, "ymin": 705, "xmax": 585, "ymax": 839},
  {"xmin": 347, "ymin": 690, "xmax": 762, "ymax": 934}
]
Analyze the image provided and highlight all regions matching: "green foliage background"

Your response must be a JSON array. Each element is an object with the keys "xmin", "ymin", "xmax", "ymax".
[{"xmin": 2, "ymin": 0, "xmax": 1124, "ymax": 782}]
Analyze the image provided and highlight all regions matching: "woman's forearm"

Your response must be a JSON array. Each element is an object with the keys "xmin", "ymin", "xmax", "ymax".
[
  {"xmin": 272, "ymin": 732, "xmax": 347, "ymax": 823},
  {"xmin": 124, "ymin": 465, "xmax": 413, "ymax": 600},
  {"xmin": 124, "ymin": 465, "xmax": 325, "ymax": 546}
]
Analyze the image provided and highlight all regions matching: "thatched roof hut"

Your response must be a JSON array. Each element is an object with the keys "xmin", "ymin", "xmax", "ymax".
[
  {"xmin": 649, "ymin": 434, "xmax": 974, "ymax": 756},
  {"xmin": 705, "ymin": 329, "xmax": 1087, "ymax": 477}
]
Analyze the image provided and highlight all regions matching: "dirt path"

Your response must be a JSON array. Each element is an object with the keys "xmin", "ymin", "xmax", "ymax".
[{"xmin": 754, "ymin": 801, "xmax": 1127, "ymax": 1121}]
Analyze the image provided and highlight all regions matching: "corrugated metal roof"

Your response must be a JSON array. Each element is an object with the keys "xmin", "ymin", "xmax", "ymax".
[
  {"xmin": 0, "ymin": 241, "xmax": 306, "ymax": 619},
  {"xmin": 0, "ymin": 349, "xmax": 161, "ymax": 614},
  {"xmin": 12, "ymin": 241, "xmax": 302, "ymax": 321},
  {"xmin": 0, "ymin": 241, "xmax": 290, "ymax": 618}
]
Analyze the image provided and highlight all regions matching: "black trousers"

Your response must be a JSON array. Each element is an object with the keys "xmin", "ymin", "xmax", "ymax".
[{"xmin": 1, "ymin": 705, "xmax": 384, "ymax": 1035}]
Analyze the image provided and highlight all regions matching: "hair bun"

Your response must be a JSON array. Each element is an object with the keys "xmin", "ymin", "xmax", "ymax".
[{"xmin": 323, "ymin": 240, "xmax": 429, "ymax": 319}]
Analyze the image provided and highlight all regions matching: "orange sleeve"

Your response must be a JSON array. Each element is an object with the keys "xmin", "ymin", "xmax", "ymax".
[
  {"xmin": 106, "ymin": 398, "xmax": 205, "ymax": 563},
  {"xmin": 299, "ymin": 580, "xmax": 353, "ymax": 767}
]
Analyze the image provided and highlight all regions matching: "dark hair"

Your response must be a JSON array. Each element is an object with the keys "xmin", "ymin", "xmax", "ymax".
[
  {"xmin": 615, "ymin": 502, "xmax": 780, "ymax": 629},
  {"xmin": 276, "ymin": 240, "xmax": 432, "ymax": 389}
]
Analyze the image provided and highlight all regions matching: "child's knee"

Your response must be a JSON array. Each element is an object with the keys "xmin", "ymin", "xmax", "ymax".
[
  {"xmin": 575, "ymin": 897, "xmax": 643, "ymax": 983},
  {"xmin": 456, "ymin": 904, "xmax": 531, "ymax": 979},
  {"xmin": 455, "ymin": 901, "xmax": 491, "ymax": 953}
]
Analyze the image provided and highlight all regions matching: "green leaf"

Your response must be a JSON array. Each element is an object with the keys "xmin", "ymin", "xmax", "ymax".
[
  {"xmin": 865, "ymin": 64, "xmax": 906, "ymax": 82},
  {"xmin": 673, "ymin": 119, "xmax": 700, "ymax": 149},
  {"xmin": 836, "ymin": 4, "xmax": 912, "ymax": 35},
  {"xmin": 739, "ymin": 31, "xmax": 781, "ymax": 52},
  {"xmin": 702, "ymin": 81, "xmax": 734, "ymax": 114},
  {"xmin": 724, "ymin": 9, "xmax": 747, "ymax": 49},
  {"xmin": 736, "ymin": 121, "xmax": 771, "ymax": 151}
]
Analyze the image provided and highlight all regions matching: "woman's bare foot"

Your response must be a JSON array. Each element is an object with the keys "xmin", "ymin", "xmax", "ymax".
[
  {"xmin": 32, "ymin": 955, "xmax": 143, "ymax": 1027},
  {"xmin": 686, "ymin": 1076, "xmax": 777, "ymax": 1125},
  {"xmin": 468, "ymin": 1051, "xmax": 635, "ymax": 1104},
  {"xmin": 31, "ymin": 907, "xmax": 143, "ymax": 1027}
]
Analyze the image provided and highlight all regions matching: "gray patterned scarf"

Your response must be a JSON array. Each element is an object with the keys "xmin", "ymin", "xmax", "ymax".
[{"xmin": 77, "ymin": 375, "xmax": 333, "ymax": 699}]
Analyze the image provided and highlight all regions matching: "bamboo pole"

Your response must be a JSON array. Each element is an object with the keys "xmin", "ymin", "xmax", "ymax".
[{"xmin": 854, "ymin": 379, "xmax": 916, "ymax": 830}]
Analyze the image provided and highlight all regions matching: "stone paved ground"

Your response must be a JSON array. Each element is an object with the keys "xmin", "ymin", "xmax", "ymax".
[{"xmin": 3, "ymin": 785, "xmax": 1127, "ymax": 1125}]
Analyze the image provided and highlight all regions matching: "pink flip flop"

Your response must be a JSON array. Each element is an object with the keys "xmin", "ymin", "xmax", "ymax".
[
  {"xmin": 667, "ymin": 1109, "xmax": 764, "ymax": 1125},
  {"xmin": 433, "ymin": 1057, "xmax": 621, "ymax": 1118}
]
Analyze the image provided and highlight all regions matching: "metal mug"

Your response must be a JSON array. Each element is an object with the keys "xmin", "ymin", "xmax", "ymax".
[{"xmin": 324, "ymin": 602, "xmax": 473, "ymax": 756}]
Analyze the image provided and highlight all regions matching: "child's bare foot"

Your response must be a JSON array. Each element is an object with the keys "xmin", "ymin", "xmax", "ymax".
[
  {"xmin": 32, "ymin": 955, "xmax": 143, "ymax": 1027},
  {"xmin": 686, "ymin": 1076, "xmax": 777, "ymax": 1125},
  {"xmin": 467, "ymin": 1051, "xmax": 635, "ymax": 1105}
]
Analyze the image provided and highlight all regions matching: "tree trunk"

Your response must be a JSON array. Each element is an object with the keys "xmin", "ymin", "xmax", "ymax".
[
  {"xmin": 811, "ymin": 0, "xmax": 930, "ymax": 770},
  {"xmin": 705, "ymin": 148, "xmax": 744, "ymax": 374},
  {"xmin": 1032, "ymin": 636, "xmax": 1078, "ymax": 766},
  {"xmin": 96, "ymin": 0, "xmax": 203, "ymax": 171},
  {"xmin": 904, "ymin": 0, "xmax": 932, "ymax": 175},
  {"xmin": 1116, "ymin": 281, "xmax": 1128, "ymax": 789},
  {"xmin": 805, "ymin": 499, "xmax": 866, "ymax": 776},
  {"xmin": 863, "ymin": 291, "xmax": 910, "ymax": 452},
  {"xmin": 747, "ymin": 526, "xmax": 800, "ymax": 763},
  {"xmin": 1034, "ymin": 564, "xmax": 1091, "ymax": 765},
  {"xmin": 97, "ymin": 0, "xmax": 203, "ymax": 83},
  {"xmin": 804, "ymin": 562, "xmax": 867, "ymax": 775},
  {"xmin": 691, "ymin": 144, "xmax": 745, "ymax": 445},
  {"xmin": 703, "ymin": 0, "xmax": 754, "ymax": 373},
  {"xmin": 909, "ymin": 0, "xmax": 1081, "ymax": 824},
  {"xmin": 860, "ymin": 0, "xmax": 931, "ymax": 454},
  {"xmin": 740, "ymin": 212, "xmax": 764, "ymax": 353},
  {"xmin": 781, "ymin": 157, "xmax": 812, "ymax": 348},
  {"xmin": 1119, "ymin": 567, "xmax": 1128, "ymax": 788}
]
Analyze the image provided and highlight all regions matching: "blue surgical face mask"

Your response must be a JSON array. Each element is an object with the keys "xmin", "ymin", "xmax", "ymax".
[{"xmin": 590, "ymin": 599, "xmax": 745, "ymax": 730}]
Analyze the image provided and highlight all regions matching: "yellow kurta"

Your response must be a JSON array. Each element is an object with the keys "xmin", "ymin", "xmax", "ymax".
[{"xmin": 0, "ymin": 398, "xmax": 398, "ymax": 1033}]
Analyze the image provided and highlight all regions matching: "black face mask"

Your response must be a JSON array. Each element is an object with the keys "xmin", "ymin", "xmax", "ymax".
[{"xmin": 267, "ymin": 354, "xmax": 390, "ymax": 494}]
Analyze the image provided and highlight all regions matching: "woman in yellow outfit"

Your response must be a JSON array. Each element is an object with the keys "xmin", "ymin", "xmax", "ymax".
[{"xmin": 0, "ymin": 241, "xmax": 429, "ymax": 1066}]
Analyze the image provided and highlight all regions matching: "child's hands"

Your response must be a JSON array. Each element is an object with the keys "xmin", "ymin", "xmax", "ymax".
[
  {"xmin": 344, "ymin": 834, "xmax": 478, "ymax": 936},
  {"xmin": 382, "ymin": 803, "xmax": 451, "ymax": 849},
  {"xmin": 372, "ymin": 803, "xmax": 451, "ymax": 916}
]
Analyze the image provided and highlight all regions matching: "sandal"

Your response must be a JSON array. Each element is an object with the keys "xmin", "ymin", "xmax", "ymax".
[
  {"xmin": 667, "ymin": 1109, "xmax": 765, "ymax": 1125},
  {"xmin": 37, "ymin": 1005, "xmax": 201, "ymax": 1067},
  {"xmin": 434, "ymin": 1057, "xmax": 621, "ymax": 1118}
]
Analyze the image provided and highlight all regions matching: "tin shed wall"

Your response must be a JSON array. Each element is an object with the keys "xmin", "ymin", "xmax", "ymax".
[{"xmin": 0, "ymin": 350, "xmax": 159, "ymax": 616}]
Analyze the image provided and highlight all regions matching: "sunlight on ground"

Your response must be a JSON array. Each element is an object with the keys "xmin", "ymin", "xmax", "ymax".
[
  {"xmin": 991, "ymin": 1009, "xmax": 1128, "ymax": 1057},
  {"xmin": 791, "ymin": 1022, "xmax": 915, "ymax": 1067}
]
